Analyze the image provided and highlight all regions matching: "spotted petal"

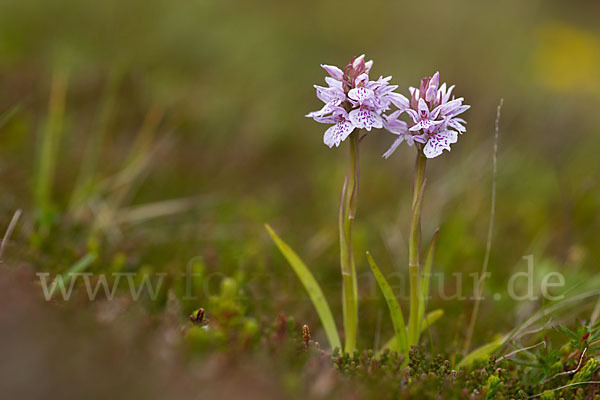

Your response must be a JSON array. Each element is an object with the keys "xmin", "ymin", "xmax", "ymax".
[
  {"xmin": 348, "ymin": 108, "xmax": 383, "ymax": 131},
  {"xmin": 306, "ymin": 100, "xmax": 338, "ymax": 119},
  {"xmin": 447, "ymin": 117, "xmax": 467, "ymax": 133},
  {"xmin": 423, "ymin": 130, "xmax": 458, "ymax": 158},
  {"xmin": 323, "ymin": 120, "xmax": 355, "ymax": 148},
  {"xmin": 418, "ymin": 98, "xmax": 430, "ymax": 119},
  {"xmin": 405, "ymin": 108, "xmax": 419, "ymax": 124},
  {"xmin": 355, "ymin": 73, "xmax": 369, "ymax": 86},
  {"xmin": 409, "ymin": 118, "xmax": 442, "ymax": 132},
  {"xmin": 348, "ymin": 86, "xmax": 375, "ymax": 104}
]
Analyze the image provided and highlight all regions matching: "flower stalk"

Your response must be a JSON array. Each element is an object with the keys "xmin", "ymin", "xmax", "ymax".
[
  {"xmin": 383, "ymin": 71, "xmax": 469, "ymax": 347},
  {"xmin": 339, "ymin": 131, "xmax": 360, "ymax": 353},
  {"xmin": 307, "ymin": 54, "xmax": 404, "ymax": 354},
  {"xmin": 408, "ymin": 150, "xmax": 427, "ymax": 346}
]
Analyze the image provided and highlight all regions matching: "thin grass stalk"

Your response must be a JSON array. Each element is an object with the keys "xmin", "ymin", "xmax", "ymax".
[
  {"xmin": 366, "ymin": 251, "xmax": 408, "ymax": 356},
  {"xmin": 35, "ymin": 68, "xmax": 68, "ymax": 225},
  {"xmin": 0, "ymin": 209, "xmax": 22, "ymax": 261},
  {"xmin": 69, "ymin": 69, "xmax": 121, "ymax": 216},
  {"xmin": 463, "ymin": 98, "xmax": 503, "ymax": 354}
]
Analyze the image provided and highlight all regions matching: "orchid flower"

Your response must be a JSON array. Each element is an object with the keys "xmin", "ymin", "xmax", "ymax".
[
  {"xmin": 303, "ymin": 55, "xmax": 409, "ymax": 354},
  {"xmin": 307, "ymin": 55, "xmax": 407, "ymax": 148},
  {"xmin": 384, "ymin": 71, "xmax": 470, "ymax": 158}
]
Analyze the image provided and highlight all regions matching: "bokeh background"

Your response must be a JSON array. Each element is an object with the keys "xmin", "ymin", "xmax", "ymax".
[{"xmin": 1, "ymin": 0, "xmax": 600, "ymax": 383}]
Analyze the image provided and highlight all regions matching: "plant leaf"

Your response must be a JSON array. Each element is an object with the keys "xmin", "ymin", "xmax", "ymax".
[
  {"xmin": 379, "ymin": 309, "xmax": 444, "ymax": 354},
  {"xmin": 265, "ymin": 224, "xmax": 341, "ymax": 350},
  {"xmin": 457, "ymin": 335, "xmax": 506, "ymax": 368},
  {"xmin": 49, "ymin": 253, "xmax": 97, "ymax": 292},
  {"xmin": 366, "ymin": 251, "xmax": 408, "ymax": 355}
]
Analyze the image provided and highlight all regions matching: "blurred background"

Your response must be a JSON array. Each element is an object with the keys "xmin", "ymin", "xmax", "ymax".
[{"xmin": 1, "ymin": 0, "xmax": 600, "ymax": 382}]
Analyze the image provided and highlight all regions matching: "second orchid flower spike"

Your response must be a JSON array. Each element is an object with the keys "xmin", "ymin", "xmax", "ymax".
[{"xmin": 383, "ymin": 71, "xmax": 470, "ymax": 159}]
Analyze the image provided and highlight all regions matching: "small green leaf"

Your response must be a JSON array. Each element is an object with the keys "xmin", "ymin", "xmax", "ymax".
[
  {"xmin": 379, "ymin": 309, "xmax": 444, "ymax": 354},
  {"xmin": 50, "ymin": 253, "xmax": 97, "ymax": 292},
  {"xmin": 421, "ymin": 308, "xmax": 444, "ymax": 332},
  {"xmin": 366, "ymin": 251, "xmax": 408, "ymax": 356},
  {"xmin": 458, "ymin": 335, "xmax": 506, "ymax": 368},
  {"xmin": 265, "ymin": 224, "xmax": 341, "ymax": 350},
  {"xmin": 67, "ymin": 252, "xmax": 97, "ymax": 273}
]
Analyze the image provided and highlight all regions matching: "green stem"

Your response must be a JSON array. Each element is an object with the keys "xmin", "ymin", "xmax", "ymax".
[
  {"xmin": 408, "ymin": 150, "xmax": 427, "ymax": 346},
  {"xmin": 36, "ymin": 69, "xmax": 68, "ymax": 214},
  {"xmin": 339, "ymin": 132, "xmax": 360, "ymax": 354}
]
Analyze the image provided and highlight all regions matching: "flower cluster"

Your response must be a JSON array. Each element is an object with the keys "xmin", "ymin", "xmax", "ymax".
[
  {"xmin": 307, "ymin": 57, "xmax": 470, "ymax": 158},
  {"xmin": 306, "ymin": 55, "xmax": 408, "ymax": 148},
  {"xmin": 383, "ymin": 72, "xmax": 470, "ymax": 159}
]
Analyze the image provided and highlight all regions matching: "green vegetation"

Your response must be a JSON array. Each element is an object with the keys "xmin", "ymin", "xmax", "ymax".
[{"xmin": 1, "ymin": 0, "xmax": 600, "ymax": 398}]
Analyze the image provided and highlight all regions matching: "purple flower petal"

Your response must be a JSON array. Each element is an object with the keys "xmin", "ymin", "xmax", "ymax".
[
  {"xmin": 423, "ymin": 130, "xmax": 458, "ymax": 158},
  {"xmin": 321, "ymin": 64, "xmax": 344, "ymax": 81},
  {"xmin": 382, "ymin": 135, "xmax": 405, "ymax": 159},
  {"xmin": 413, "ymin": 133, "xmax": 428, "ymax": 144},
  {"xmin": 418, "ymin": 98, "xmax": 429, "ymax": 119},
  {"xmin": 388, "ymin": 92, "xmax": 410, "ymax": 111},
  {"xmin": 348, "ymin": 86, "xmax": 375, "ymax": 104},
  {"xmin": 405, "ymin": 109, "xmax": 420, "ymax": 124},
  {"xmin": 348, "ymin": 107, "xmax": 383, "ymax": 131},
  {"xmin": 430, "ymin": 72, "xmax": 440, "ymax": 90},
  {"xmin": 323, "ymin": 120, "xmax": 355, "ymax": 148},
  {"xmin": 447, "ymin": 118, "xmax": 466, "ymax": 133},
  {"xmin": 352, "ymin": 54, "xmax": 366, "ymax": 69},
  {"xmin": 383, "ymin": 113, "xmax": 408, "ymax": 135},
  {"xmin": 425, "ymin": 85, "xmax": 437, "ymax": 102},
  {"xmin": 441, "ymin": 84, "xmax": 455, "ymax": 103},
  {"xmin": 355, "ymin": 73, "xmax": 369, "ymax": 86}
]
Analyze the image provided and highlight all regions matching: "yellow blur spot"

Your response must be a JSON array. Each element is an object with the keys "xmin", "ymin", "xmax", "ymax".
[{"xmin": 533, "ymin": 22, "xmax": 600, "ymax": 93}]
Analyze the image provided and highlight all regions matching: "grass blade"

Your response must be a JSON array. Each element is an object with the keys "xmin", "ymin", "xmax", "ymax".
[
  {"xmin": 463, "ymin": 99, "xmax": 503, "ymax": 355},
  {"xmin": 69, "ymin": 69, "xmax": 121, "ymax": 216},
  {"xmin": 0, "ymin": 209, "xmax": 22, "ymax": 261},
  {"xmin": 265, "ymin": 224, "xmax": 341, "ymax": 350},
  {"xmin": 379, "ymin": 309, "xmax": 443, "ymax": 354},
  {"xmin": 457, "ymin": 335, "xmax": 506, "ymax": 368},
  {"xmin": 35, "ymin": 68, "xmax": 68, "ymax": 215},
  {"xmin": 420, "ymin": 308, "xmax": 444, "ymax": 333},
  {"xmin": 366, "ymin": 251, "xmax": 408, "ymax": 355},
  {"xmin": 457, "ymin": 290, "xmax": 600, "ymax": 368},
  {"xmin": 49, "ymin": 253, "xmax": 97, "ymax": 293}
]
